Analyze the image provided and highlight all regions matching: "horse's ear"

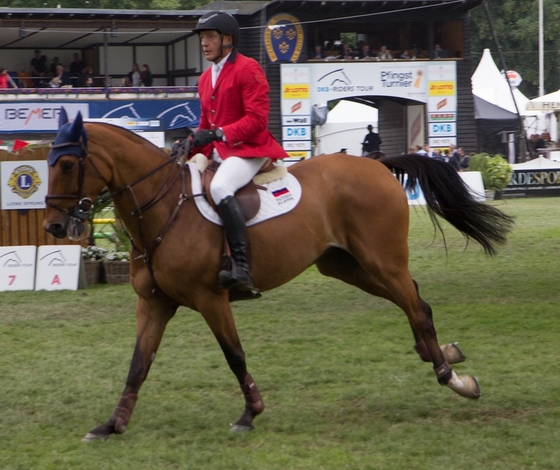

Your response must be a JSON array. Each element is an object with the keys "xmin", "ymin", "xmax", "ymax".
[
  {"xmin": 68, "ymin": 111, "xmax": 84, "ymax": 142},
  {"xmin": 58, "ymin": 107, "xmax": 69, "ymax": 128}
]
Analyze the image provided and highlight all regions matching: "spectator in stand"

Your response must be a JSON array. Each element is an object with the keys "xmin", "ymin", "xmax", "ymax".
[
  {"xmin": 49, "ymin": 64, "xmax": 71, "ymax": 88},
  {"xmin": 340, "ymin": 43, "xmax": 354, "ymax": 59},
  {"xmin": 128, "ymin": 63, "xmax": 141, "ymax": 87},
  {"xmin": 78, "ymin": 66, "xmax": 94, "ymax": 87},
  {"xmin": 433, "ymin": 44, "xmax": 447, "ymax": 58},
  {"xmin": 358, "ymin": 44, "xmax": 375, "ymax": 60},
  {"xmin": 377, "ymin": 45, "xmax": 393, "ymax": 60},
  {"xmin": 18, "ymin": 67, "xmax": 32, "ymax": 88},
  {"xmin": 30, "ymin": 49, "xmax": 48, "ymax": 86},
  {"xmin": 49, "ymin": 57, "xmax": 61, "ymax": 77},
  {"xmin": 69, "ymin": 53, "xmax": 85, "ymax": 86},
  {"xmin": 313, "ymin": 44, "xmax": 324, "ymax": 59},
  {"xmin": 0, "ymin": 67, "xmax": 18, "ymax": 89},
  {"xmin": 141, "ymin": 64, "xmax": 153, "ymax": 87},
  {"xmin": 121, "ymin": 76, "xmax": 132, "ymax": 87},
  {"xmin": 400, "ymin": 50, "xmax": 412, "ymax": 59},
  {"xmin": 83, "ymin": 76, "xmax": 94, "ymax": 87}
]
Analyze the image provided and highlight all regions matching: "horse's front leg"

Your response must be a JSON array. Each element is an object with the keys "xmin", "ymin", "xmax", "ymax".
[
  {"xmin": 82, "ymin": 295, "xmax": 178, "ymax": 442},
  {"xmin": 197, "ymin": 293, "xmax": 265, "ymax": 432}
]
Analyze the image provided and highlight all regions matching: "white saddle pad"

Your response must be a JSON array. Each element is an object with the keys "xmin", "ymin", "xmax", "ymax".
[{"xmin": 188, "ymin": 162, "xmax": 302, "ymax": 227}]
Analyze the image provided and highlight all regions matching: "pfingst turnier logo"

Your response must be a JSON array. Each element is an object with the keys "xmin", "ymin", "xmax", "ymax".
[{"xmin": 7, "ymin": 165, "xmax": 42, "ymax": 199}]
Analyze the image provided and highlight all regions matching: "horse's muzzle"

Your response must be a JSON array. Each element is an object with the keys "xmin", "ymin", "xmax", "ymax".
[{"xmin": 43, "ymin": 219, "xmax": 69, "ymax": 239}]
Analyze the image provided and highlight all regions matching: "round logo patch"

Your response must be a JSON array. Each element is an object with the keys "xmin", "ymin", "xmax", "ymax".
[{"xmin": 8, "ymin": 165, "xmax": 42, "ymax": 199}]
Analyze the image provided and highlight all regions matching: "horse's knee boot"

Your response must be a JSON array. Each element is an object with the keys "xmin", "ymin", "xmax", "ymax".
[{"xmin": 217, "ymin": 196, "xmax": 254, "ymax": 291}]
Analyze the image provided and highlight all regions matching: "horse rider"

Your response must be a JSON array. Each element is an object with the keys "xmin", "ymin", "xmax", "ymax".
[{"xmin": 191, "ymin": 11, "xmax": 289, "ymax": 292}]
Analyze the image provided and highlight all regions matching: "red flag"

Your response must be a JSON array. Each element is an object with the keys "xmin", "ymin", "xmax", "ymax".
[{"xmin": 12, "ymin": 139, "xmax": 29, "ymax": 151}]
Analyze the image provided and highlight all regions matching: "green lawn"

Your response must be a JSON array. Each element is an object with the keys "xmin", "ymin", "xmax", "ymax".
[{"xmin": 0, "ymin": 197, "xmax": 559, "ymax": 469}]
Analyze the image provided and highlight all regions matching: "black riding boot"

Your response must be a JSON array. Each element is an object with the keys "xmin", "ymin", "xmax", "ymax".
[{"xmin": 217, "ymin": 196, "xmax": 255, "ymax": 292}]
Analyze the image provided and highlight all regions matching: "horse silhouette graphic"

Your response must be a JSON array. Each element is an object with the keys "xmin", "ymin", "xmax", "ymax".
[
  {"xmin": 40, "ymin": 250, "xmax": 67, "ymax": 266},
  {"xmin": 0, "ymin": 250, "xmax": 22, "ymax": 267},
  {"xmin": 318, "ymin": 68, "xmax": 352, "ymax": 86}
]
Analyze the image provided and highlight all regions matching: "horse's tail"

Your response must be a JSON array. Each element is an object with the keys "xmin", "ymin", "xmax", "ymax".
[{"xmin": 379, "ymin": 154, "xmax": 515, "ymax": 256}]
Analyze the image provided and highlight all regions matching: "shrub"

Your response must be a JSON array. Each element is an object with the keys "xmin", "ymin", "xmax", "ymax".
[{"xmin": 468, "ymin": 153, "xmax": 512, "ymax": 190}]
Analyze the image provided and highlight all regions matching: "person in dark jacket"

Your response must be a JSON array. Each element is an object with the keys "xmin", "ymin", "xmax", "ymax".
[
  {"xmin": 361, "ymin": 124, "xmax": 382, "ymax": 156},
  {"xmin": 141, "ymin": 64, "xmax": 153, "ymax": 86}
]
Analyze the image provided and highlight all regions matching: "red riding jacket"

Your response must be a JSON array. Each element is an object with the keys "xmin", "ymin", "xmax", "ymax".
[{"xmin": 196, "ymin": 49, "xmax": 288, "ymax": 161}]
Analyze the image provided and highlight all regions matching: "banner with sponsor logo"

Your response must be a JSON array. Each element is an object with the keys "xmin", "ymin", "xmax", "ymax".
[
  {"xmin": 282, "ymin": 61, "xmax": 457, "ymax": 154},
  {"xmin": 0, "ymin": 100, "xmax": 200, "ymax": 133},
  {"xmin": 1, "ymin": 160, "xmax": 48, "ymax": 210},
  {"xmin": 427, "ymin": 63, "xmax": 457, "ymax": 150},
  {"xmin": 0, "ymin": 103, "xmax": 89, "ymax": 132},
  {"xmin": 300, "ymin": 62, "xmax": 430, "ymax": 103},
  {"xmin": 281, "ymin": 61, "xmax": 457, "ymax": 151},
  {"xmin": 281, "ymin": 65, "xmax": 312, "ymax": 161}
]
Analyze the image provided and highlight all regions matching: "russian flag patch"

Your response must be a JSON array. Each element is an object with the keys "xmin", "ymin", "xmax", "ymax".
[{"xmin": 272, "ymin": 187, "xmax": 289, "ymax": 198}]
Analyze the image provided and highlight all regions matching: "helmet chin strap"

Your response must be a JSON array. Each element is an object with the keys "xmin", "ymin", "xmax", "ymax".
[{"xmin": 212, "ymin": 36, "xmax": 233, "ymax": 64}]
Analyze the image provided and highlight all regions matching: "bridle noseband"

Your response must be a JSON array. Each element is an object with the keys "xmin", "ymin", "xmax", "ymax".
[{"xmin": 45, "ymin": 139, "xmax": 99, "ymax": 222}]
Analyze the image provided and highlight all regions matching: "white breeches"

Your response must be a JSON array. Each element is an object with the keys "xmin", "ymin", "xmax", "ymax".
[{"xmin": 210, "ymin": 156, "xmax": 267, "ymax": 205}]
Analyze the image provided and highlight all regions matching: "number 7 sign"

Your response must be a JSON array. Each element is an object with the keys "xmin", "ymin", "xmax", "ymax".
[{"xmin": 0, "ymin": 246, "xmax": 37, "ymax": 291}]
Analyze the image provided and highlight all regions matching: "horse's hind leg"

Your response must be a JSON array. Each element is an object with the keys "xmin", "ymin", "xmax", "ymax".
[
  {"xmin": 82, "ymin": 295, "xmax": 179, "ymax": 442},
  {"xmin": 316, "ymin": 249, "xmax": 465, "ymax": 365},
  {"xmin": 315, "ymin": 248, "xmax": 479, "ymax": 399},
  {"xmin": 410, "ymin": 280, "xmax": 465, "ymax": 365}
]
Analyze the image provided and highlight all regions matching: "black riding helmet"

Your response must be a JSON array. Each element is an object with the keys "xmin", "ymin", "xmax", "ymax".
[{"xmin": 193, "ymin": 11, "xmax": 240, "ymax": 46}]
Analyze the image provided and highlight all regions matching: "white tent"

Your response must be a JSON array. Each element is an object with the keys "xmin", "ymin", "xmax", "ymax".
[
  {"xmin": 526, "ymin": 89, "xmax": 560, "ymax": 111},
  {"xmin": 512, "ymin": 156, "xmax": 560, "ymax": 169},
  {"xmin": 472, "ymin": 49, "xmax": 552, "ymax": 137},
  {"xmin": 315, "ymin": 100, "xmax": 378, "ymax": 156}
]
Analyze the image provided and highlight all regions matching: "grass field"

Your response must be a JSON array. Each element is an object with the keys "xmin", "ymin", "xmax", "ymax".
[{"xmin": 0, "ymin": 197, "xmax": 559, "ymax": 469}]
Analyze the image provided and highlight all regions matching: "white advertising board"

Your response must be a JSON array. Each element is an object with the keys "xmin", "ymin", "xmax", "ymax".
[
  {"xmin": 1, "ymin": 160, "xmax": 48, "ymax": 210},
  {"xmin": 0, "ymin": 103, "xmax": 89, "ymax": 132},
  {"xmin": 35, "ymin": 245, "xmax": 82, "ymax": 291},
  {"xmin": 301, "ymin": 62, "xmax": 433, "ymax": 104},
  {"xmin": 0, "ymin": 246, "xmax": 37, "ymax": 291}
]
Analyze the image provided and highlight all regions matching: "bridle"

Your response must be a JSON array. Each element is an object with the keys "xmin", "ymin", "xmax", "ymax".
[
  {"xmin": 44, "ymin": 134, "xmax": 203, "ymax": 279},
  {"xmin": 44, "ymin": 139, "xmax": 96, "ymax": 223}
]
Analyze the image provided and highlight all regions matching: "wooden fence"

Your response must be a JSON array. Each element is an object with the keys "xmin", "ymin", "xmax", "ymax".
[{"xmin": 0, "ymin": 146, "xmax": 81, "ymax": 247}]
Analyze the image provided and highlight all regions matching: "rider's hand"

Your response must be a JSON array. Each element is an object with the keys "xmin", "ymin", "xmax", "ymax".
[{"xmin": 192, "ymin": 129, "xmax": 223, "ymax": 148}]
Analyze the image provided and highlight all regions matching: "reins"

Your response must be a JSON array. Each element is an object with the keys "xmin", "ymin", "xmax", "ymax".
[{"xmin": 46, "ymin": 134, "xmax": 205, "ymax": 283}]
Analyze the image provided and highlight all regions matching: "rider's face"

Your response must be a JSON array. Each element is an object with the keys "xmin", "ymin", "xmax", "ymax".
[{"xmin": 199, "ymin": 30, "xmax": 233, "ymax": 63}]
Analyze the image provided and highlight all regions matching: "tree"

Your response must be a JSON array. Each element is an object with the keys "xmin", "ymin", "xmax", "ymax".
[{"xmin": 470, "ymin": 0, "xmax": 560, "ymax": 98}]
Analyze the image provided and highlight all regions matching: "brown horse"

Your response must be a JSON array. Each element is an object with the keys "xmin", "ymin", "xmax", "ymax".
[{"xmin": 43, "ymin": 111, "xmax": 514, "ymax": 441}]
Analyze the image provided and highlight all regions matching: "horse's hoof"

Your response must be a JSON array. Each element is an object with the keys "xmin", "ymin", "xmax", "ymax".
[
  {"xmin": 230, "ymin": 423, "xmax": 254, "ymax": 433},
  {"xmin": 441, "ymin": 342, "xmax": 466, "ymax": 364},
  {"xmin": 81, "ymin": 432, "xmax": 108, "ymax": 443},
  {"xmin": 446, "ymin": 371, "xmax": 480, "ymax": 399}
]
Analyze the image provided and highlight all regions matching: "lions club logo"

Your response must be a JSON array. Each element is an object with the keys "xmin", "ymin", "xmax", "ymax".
[{"xmin": 8, "ymin": 165, "xmax": 42, "ymax": 199}]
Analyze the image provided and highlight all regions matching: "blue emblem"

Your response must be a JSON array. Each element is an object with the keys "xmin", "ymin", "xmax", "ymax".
[{"xmin": 265, "ymin": 14, "xmax": 303, "ymax": 63}]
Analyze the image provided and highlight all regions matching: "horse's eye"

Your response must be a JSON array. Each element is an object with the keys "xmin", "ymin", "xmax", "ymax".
[{"xmin": 61, "ymin": 160, "xmax": 75, "ymax": 172}]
